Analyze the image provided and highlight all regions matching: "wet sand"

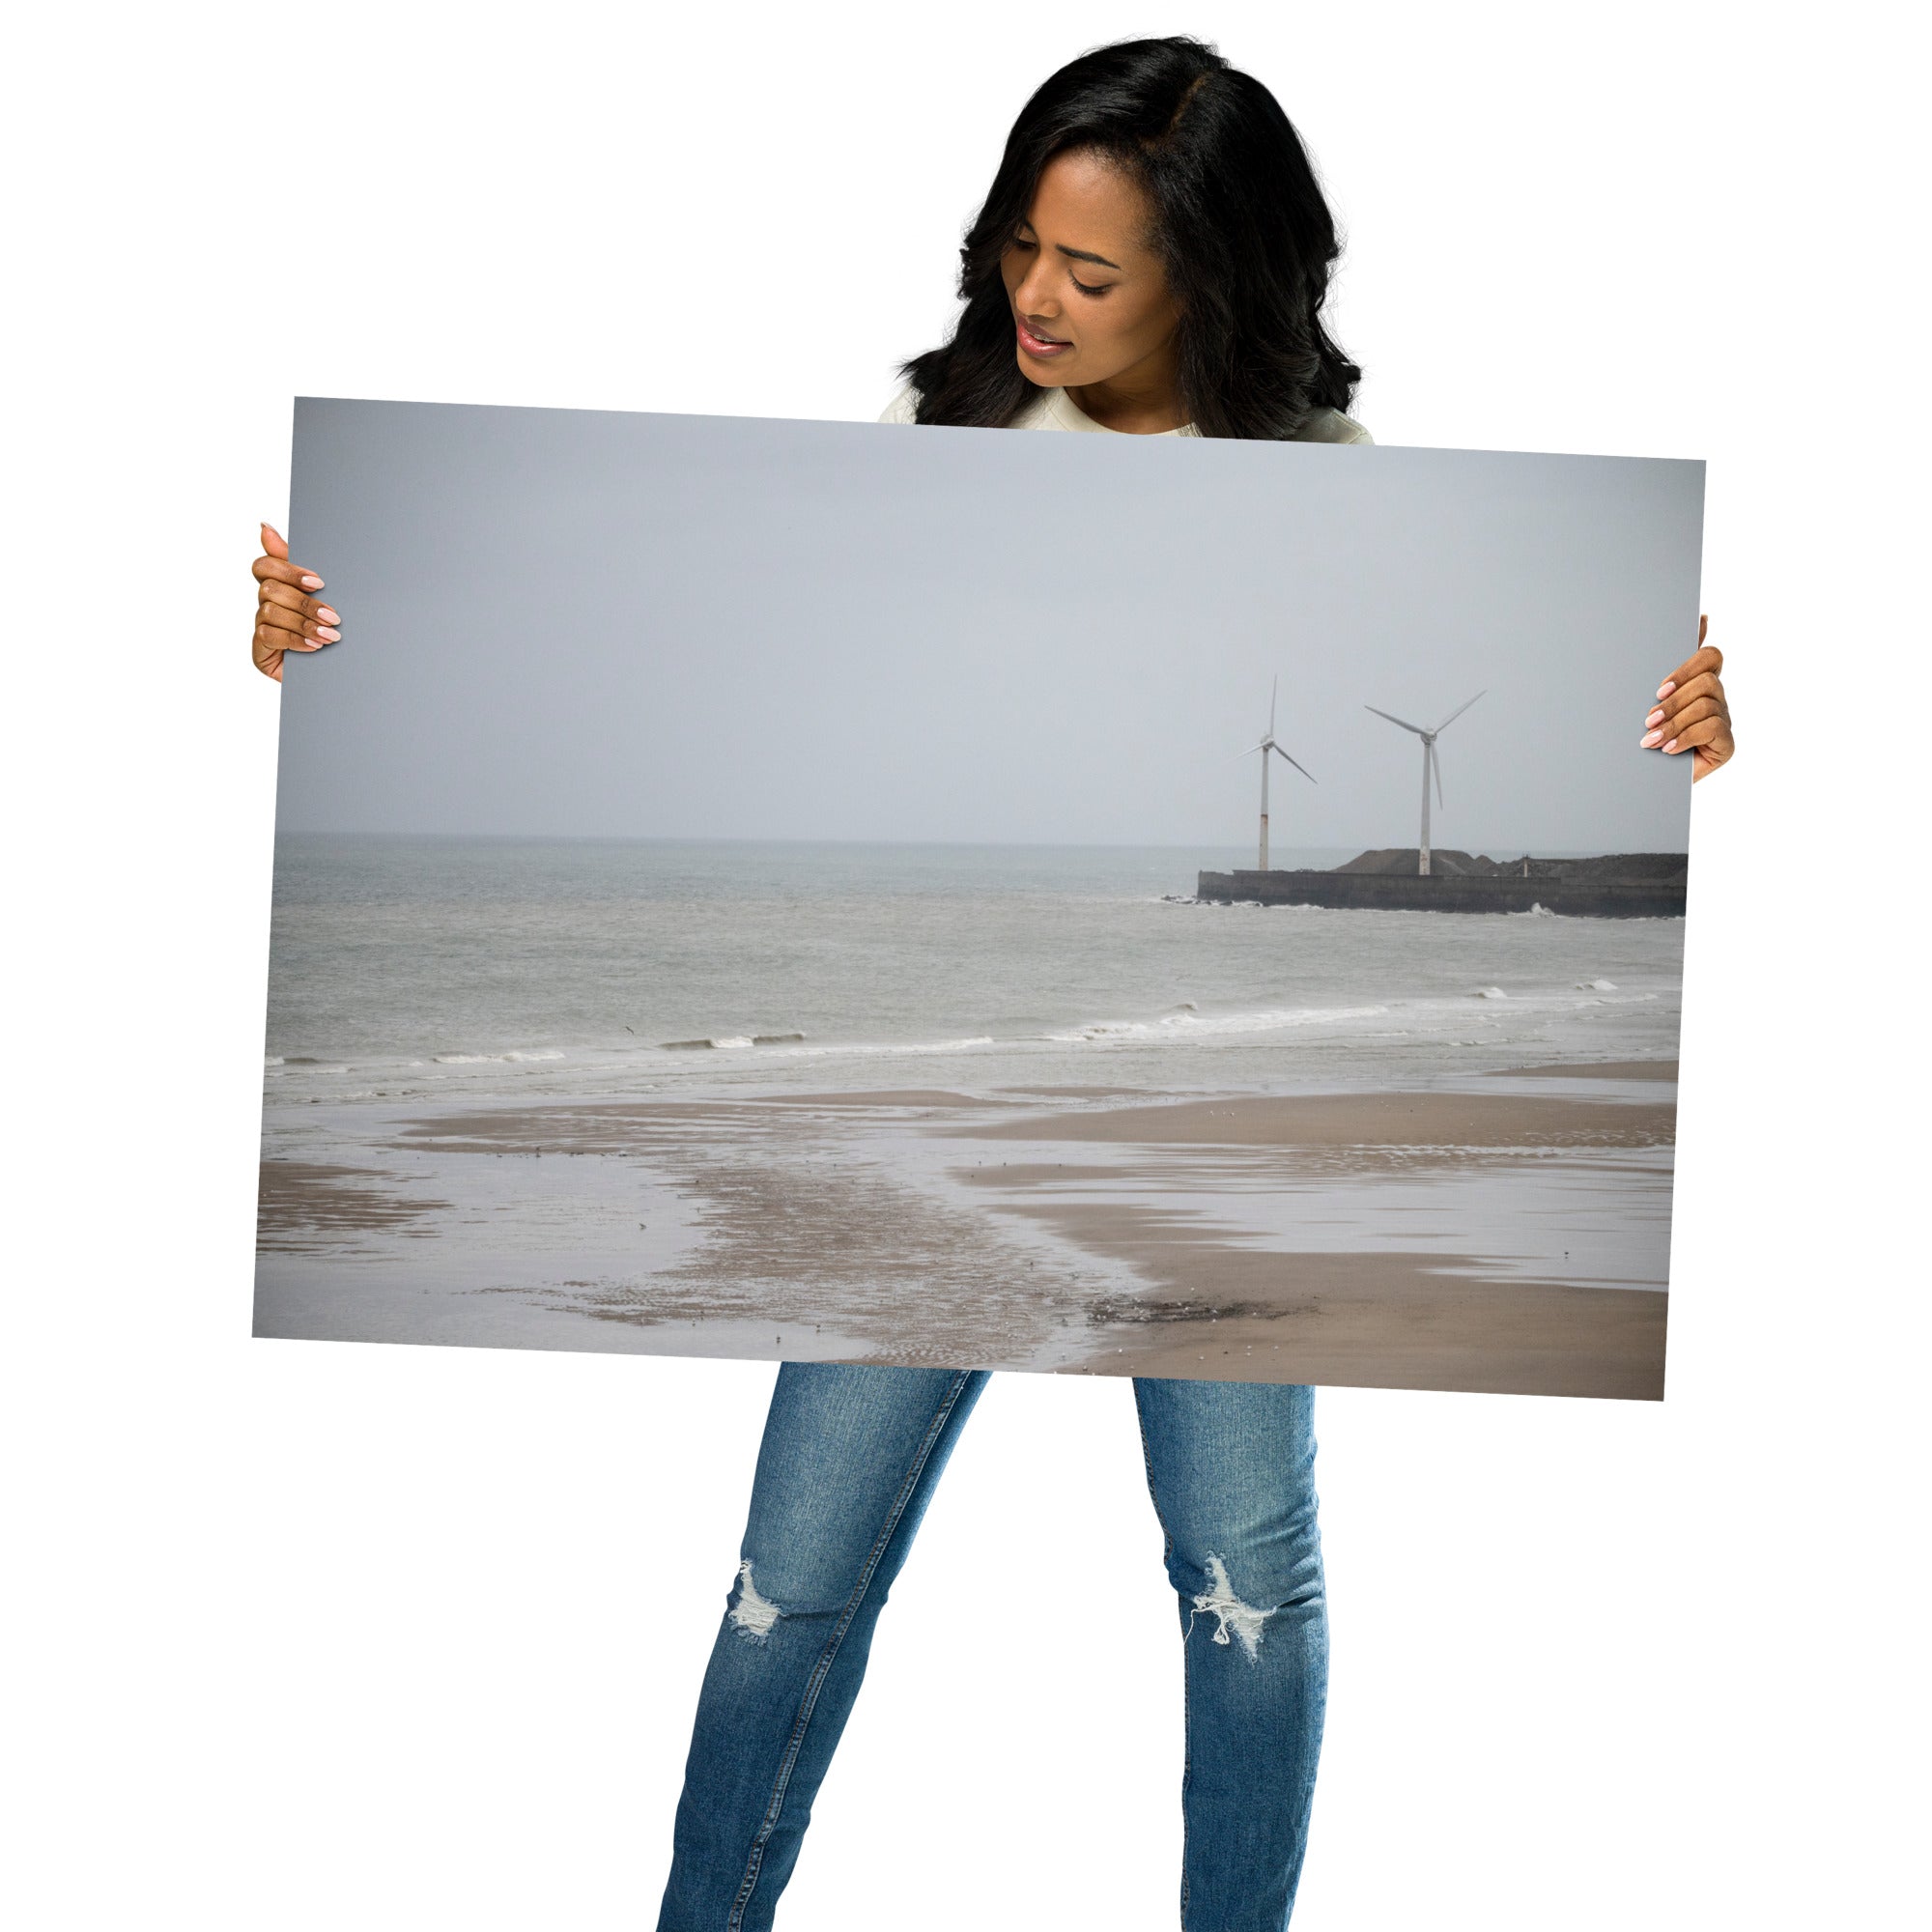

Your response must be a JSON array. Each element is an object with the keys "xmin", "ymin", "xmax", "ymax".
[
  {"xmin": 951, "ymin": 1088, "xmax": 1675, "ymax": 1151},
  {"xmin": 256, "ymin": 1061, "xmax": 1674, "ymax": 1399},
  {"xmin": 940, "ymin": 1078, "xmax": 1671, "ymax": 1398},
  {"xmin": 988, "ymin": 1208, "xmax": 1664, "ymax": 1398},
  {"xmin": 256, "ymin": 1161, "xmax": 451, "ymax": 1250}
]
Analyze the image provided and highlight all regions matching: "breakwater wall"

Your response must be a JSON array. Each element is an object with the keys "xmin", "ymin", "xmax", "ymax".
[{"xmin": 1195, "ymin": 867, "xmax": 1687, "ymax": 919}]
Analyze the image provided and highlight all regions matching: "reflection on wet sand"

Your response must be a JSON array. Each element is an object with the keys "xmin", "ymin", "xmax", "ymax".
[{"xmin": 254, "ymin": 1063, "xmax": 1673, "ymax": 1399}]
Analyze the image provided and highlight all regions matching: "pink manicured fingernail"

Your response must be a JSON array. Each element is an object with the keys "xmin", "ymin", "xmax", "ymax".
[
  {"xmin": 314, "ymin": 625, "xmax": 341, "ymax": 641},
  {"xmin": 316, "ymin": 606, "xmax": 338, "ymax": 623},
  {"xmin": 1662, "ymin": 738, "xmax": 1680, "ymax": 753},
  {"xmin": 1641, "ymin": 730, "xmax": 1663, "ymax": 747},
  {"xmin": 1656, "ymin": 681, "xmax": 1675, "ymax": 699},
  {"xmin": 1645, "ymin": 708, "xmax": 1663, "ymax": 726},
  {"xmin": 300, "ymin": 574, "xmax": 324, "ymax": 588}
]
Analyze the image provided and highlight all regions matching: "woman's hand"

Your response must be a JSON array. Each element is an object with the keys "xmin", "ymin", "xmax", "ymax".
[
  {"xmin": 251, "ymin": 523, "xmax": 339, "ymax": 683},
  {"xmin": 1642, "ymin": 614, "xmax": 1734, "ymax": 781}
]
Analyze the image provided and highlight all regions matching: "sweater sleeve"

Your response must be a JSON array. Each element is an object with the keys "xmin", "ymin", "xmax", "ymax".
[
  {"xmin": 1294, "ymin": 407, "xmax": 1375, "ymax": 445},
  {"xmin": 876, "ymin": 383, "xmax": 920, "ymax": 425}
]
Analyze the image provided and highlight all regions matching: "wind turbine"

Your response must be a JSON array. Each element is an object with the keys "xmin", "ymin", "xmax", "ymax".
[
  {"xmin": 1363, "ymin": 691, "xmax": 1485, "ymax": 876},
  {"xmin": 1232, "ymin": 676, "xmax": 1316, "ymax": 869}
]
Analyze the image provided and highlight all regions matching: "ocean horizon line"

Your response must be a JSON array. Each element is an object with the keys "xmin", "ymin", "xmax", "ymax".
[{"xmin": 270, "ymin": 830, "xmax": 1669, "ymax": 858}]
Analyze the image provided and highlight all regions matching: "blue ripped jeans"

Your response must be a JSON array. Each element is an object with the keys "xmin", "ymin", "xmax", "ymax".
[{"xmin": 657, "ymin": 1364, "xmax": 1327, "ymax": 1932}]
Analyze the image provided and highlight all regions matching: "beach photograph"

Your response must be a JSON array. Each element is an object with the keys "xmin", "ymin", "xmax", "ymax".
[{"xmin": 259, "ymin": 400, "xmax": 1702, "ymax": 1399}]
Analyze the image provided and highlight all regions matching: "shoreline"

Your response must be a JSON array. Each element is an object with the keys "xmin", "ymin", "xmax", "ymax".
[{"xmin": 256, "ymin": 1058, "xmax": 1676, "ymax": 1400}]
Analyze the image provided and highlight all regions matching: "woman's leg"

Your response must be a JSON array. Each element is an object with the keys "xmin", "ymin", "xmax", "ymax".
[
  {"xmin": 1133, "ymin": 1378, "xmax": 1328, "ymax": 1932},
  {"xmin": 657, "ymin": 1360, "xmax": 988, "ymax": 1932}
]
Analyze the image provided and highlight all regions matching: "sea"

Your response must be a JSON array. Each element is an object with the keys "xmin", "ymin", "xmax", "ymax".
[{"xmin": 262, "ymin": 835, "xmax": 1685, "ymax": 1110}]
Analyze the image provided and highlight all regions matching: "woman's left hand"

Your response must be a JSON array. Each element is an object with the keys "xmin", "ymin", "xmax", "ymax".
[{"xmin": 1642, "ymin": 614, "xmax": 1734, "ymax": 781}]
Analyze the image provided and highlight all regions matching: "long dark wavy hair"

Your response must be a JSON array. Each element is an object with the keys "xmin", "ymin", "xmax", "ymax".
[{"xmin": 898, "ymin": 37, "xmax": 1360, "ymax": 440}]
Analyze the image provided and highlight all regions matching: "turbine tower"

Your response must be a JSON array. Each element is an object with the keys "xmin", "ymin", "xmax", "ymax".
[
  {"xmin": 1234, "ymin": 676, "xmax": 1316, "ymax": 869},
  {"xmin": 1363, "ymin": 692, "xmax": 1485, "ymax": 876}
]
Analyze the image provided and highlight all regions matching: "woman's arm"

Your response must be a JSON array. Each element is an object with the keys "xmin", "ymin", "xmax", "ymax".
[{"xmin": 1645, "ymin": 615, "xmax": 1734, "ymax": 781}]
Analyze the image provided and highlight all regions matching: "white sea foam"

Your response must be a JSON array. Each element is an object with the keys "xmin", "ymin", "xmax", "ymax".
[
  {"xmin": 1577, "ymin": 978, "xmax": 1619, "ymax": 992},
  {"xmin": 655, "ymin": 1031, "xmax": 998, "ymax": 1065},
  {"xmin": 1476, "ymin": 986, "xmax": 1510, "ymax": 999},
  {"xmin": 434, "ymin": 1049, "xmax": 564, "ymax": 1065},
  {"xmin": 1047, "ymin": 1003, "xmax": 1386, "ymax": 1045}
]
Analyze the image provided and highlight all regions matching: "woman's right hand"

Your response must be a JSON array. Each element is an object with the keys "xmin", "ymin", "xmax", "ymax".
[{"xmin": 251, "ymin": 523, "xmax": 340, "ymax": 682}]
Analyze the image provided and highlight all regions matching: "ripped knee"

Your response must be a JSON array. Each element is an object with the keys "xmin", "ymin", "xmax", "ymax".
[
  {"xmin": 727, "ymin": 1559, "xmax": 784, "ymax": 1641},
  {"xmin": 1187, "ymin": 1554, "xmax": 1273, "ymax": 1662}
]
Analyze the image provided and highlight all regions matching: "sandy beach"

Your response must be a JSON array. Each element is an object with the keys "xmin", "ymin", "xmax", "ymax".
[
  {"xmin": 943, "ymin": 1072, "xmax": 1672, "ymax": 1397},
  {"xmin": 257, "ymin": 1060, "xmax": 1673, "ymax": 1400}
]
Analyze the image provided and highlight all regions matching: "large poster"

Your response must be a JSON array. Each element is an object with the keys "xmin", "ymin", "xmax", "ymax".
[{"xmin": 257, "ymin": 399, "xmax": 1700, "ymax": 1399}]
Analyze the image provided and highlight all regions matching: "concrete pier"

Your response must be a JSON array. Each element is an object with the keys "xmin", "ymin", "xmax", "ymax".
[{"xmin": 1195, "ymin": 850, "xmax": 1688, "ymax": 918}]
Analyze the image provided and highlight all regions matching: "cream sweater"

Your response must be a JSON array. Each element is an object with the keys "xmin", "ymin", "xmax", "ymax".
[{"xmin": 876, "ymin": 380, "xmax": 1372, "ymax": 443}]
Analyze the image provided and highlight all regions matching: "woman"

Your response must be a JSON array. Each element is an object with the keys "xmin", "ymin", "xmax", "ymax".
[{"xmin": 249, "ymin": 37, "xmax": 1733, "ymax": 1930}]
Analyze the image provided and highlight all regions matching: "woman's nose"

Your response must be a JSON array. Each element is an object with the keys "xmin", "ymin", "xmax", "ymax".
[{"xmin": 1013, "ymin": 262, "xmax": 1060, "ymax": 321}]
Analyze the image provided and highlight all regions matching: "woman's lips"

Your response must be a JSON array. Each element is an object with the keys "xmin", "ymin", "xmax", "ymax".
[{"xmin": 1016, "ymin": 316, "xmax": 1072, "ymax": 358}]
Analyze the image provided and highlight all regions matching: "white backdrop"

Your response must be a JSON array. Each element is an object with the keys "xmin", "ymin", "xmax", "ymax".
[{"xmin": 5, "ymin": 4, "xmax": 1923, "ymax": 1927}]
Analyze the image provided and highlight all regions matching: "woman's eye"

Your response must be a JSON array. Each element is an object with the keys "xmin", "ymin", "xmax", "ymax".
[{"xmin": 1071, "ymin": 276, "xmax": 1110, "ymax": 297}]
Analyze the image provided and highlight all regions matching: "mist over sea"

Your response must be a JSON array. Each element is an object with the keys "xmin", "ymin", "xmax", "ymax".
[{"xmin": 263, "ymin": 836, "xmax": 1685, "ymax": 1112}]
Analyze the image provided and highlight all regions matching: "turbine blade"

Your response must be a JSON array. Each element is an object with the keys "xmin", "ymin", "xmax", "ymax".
[
  {"xmin": 1432, "ymin": 741, "xmax": 1444, "ymax": 810},
  {"xmin": 1433, "ymin": 689, "xmax": 1486, "ymax": 734},
  {"xmin": 1272, "ymin": 743, "xmax": 1317, "ymax": 783},
  {"xmin": 1269, "ymin": 674, "xmax": 1279, "ymax": 738},
  {"xmin": 1223, "ymin": 741, "xmax": 1264, "ymax": 766},
  {"xmin": 1365, "ymin": 704, "xmax": 1425, "ymax": 734}
]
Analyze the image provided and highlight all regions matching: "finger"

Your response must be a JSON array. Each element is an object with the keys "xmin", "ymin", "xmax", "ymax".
[
  {"xmin": 257, "ymin": 619, "xmax": 322, "ymax": 661},
  {"xmin": 1655, "ymin": 673, "xmax": 1725, "ymax": 724},
  {"xmin": 1662, "ymin": 716, "xmax": 1730, "ymax": 755},
  {"xmin": 258, "ymin": 580, "xmax": 341, "ymax": 628},
  {"xmin": 255, "ymin": 602, "xmax": 306, "ymax": 638},
  {"xmin": 1642, "ymin": 696, "xmax": 1720, "ymax": 747},
  {"xmin": 1655, "ymin": 643, "xmax": 1723, "ymax": 698},
  {"xmin": 261, "ymin": 523, "xmax": 289, "ymax": 562},
  {"xmin": 252, "ymin": 627, "xmax": 286, "ymax": 681},
  {"xmin": 1645, "ymin": 671, "xmax": 1724, "ymax": 726},
  {"xmin": 257, "ymin": 604, "xmax": 337, "ymax": 646},
  {"xmin": 252, "ymin": 554, "xmax": 326, "ymax": 592}
]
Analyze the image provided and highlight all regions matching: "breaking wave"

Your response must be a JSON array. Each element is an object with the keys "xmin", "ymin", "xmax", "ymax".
[
  {"xmin": 432, "ymin": 1049, "xmax": 564, "ymax": 1065},
  {"xmin": 660, "ymin": 1033, "xmax": 810, "ymax": 1051},
  {"xmin": 1046, "ymin": 1002, "xmax": 1386, "ymax": 1044}
]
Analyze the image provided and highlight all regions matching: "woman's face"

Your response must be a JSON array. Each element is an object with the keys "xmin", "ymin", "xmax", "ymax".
[{"xmin": 999, "ymin": 147, "xmax": 1180, "ymax": 392}]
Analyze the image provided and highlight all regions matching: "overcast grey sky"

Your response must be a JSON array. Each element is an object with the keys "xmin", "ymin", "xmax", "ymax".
[{"xmin": 278, "ymin": 399, "xmax": 1701, "ymax": 855}]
